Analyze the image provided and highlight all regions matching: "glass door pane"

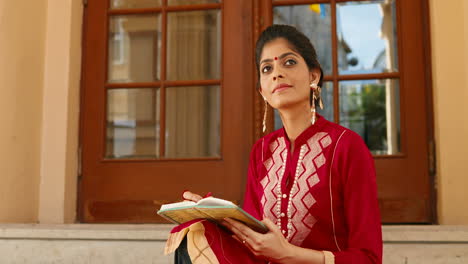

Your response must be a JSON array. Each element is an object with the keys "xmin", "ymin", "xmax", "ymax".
[
  {"xmin": 339, "ymin": 79, "xmax": 400, "ymax": 155},
  {"xmin": 106, "ymin": 6, "xmax": 222, "ymax": 159},
  {"xmin": 337, "ymin": 0, "xmax": 398, "ymax": 75},
  {"xmin": 166, "ymin": 10, "xmax": 221, "ymax": 80},
  {"xmin": 165, "ymin": 86, "xmax": 220, "ymax": 158},
  {"xmin": 106, "ymin": 88, "xmax": 160, "ymax": 159},
  {"xmin": 108, "ymin": 15, "xmax": 162, "ymax": 83}
]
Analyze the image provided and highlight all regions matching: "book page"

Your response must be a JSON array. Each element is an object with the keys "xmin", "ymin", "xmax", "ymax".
[
  {"xmin": 160, "ymin": 207, "xmax": 207, "ymax": 224},
  {"xmin": 197, "ymin": 196, "xmax": 235, "ymax": 207},
  {"xmin": 159, "ymin": 200, "xmax": 196, "ymax": 211}
]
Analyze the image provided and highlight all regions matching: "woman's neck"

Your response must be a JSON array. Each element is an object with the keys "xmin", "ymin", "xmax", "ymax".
[{"xmin": 279, "ymin": 102, "xmax": 313, "ymax": 152}]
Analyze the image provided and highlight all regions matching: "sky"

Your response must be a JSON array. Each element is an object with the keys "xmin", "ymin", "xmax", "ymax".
[{"xmin": 337, "ymin": 1, "xmax": 389, "ymax": 72}]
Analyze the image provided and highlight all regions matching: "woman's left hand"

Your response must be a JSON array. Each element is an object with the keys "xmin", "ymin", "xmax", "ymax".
[{"xmin": 222, "ymin": 217, "xmax": 294, "ymax": 262}]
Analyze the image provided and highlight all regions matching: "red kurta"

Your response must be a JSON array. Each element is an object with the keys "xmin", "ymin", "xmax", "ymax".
[
  {"xmin": 242, "ymin": 114, "xmax": 382, "ymax": 263},
  {"xmin": 166, "ymin": 114, "xmax": 382, "ymax": 264}
]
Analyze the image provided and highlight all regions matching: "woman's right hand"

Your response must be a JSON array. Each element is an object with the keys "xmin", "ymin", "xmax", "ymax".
[{"xmin": 182, "ymin": 190, "xmax": 203, "ymax": 202}]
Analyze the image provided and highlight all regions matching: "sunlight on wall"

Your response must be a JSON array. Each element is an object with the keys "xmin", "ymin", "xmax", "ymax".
[
  {"xmin": 430, "ymin": 0, "xmax": 468, "ymax": 224},
  {"xmin": 0, "ymin": 0, "xmax": 47, "ymax": 222}
]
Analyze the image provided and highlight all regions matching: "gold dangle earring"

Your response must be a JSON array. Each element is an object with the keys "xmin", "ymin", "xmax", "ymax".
[
  {"xmin": 317, "ymin": 86, "xmax": 324, "ymax": 110},
  {"xmin": 262, "ymin": 97, "xmax": 268, "ymax": 133},
  {"xmin": 310, "ymin": 82, "xmax": 324, "ymax": 125},
  {"xmin": 310, "ymin": 83, "xmax": 318, "ymax": 125}
]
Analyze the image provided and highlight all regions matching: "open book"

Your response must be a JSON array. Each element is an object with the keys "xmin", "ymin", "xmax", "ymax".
[{"xmin": 157, "ymin": 196, "xmax": 268, "ymax": 234}]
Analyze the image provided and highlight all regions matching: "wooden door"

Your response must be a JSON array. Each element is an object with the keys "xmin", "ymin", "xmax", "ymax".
[
  {"xmin": 257, "ymin": 0, "xmax": 435, "ymax": 223},
  {"xmin": 79, "ymin": 0, "xmax": 254, "ymax": 222}
]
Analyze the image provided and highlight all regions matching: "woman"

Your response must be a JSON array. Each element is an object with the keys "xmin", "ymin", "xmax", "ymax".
[{"xmin": 167, "ymin": 24, "xmax": 382, "ymax": 264}]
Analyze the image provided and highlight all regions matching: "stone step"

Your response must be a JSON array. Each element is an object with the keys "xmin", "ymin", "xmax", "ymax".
[{"xmin": 0, "ymin": 224, "xmax": 467, "ymax": 263}]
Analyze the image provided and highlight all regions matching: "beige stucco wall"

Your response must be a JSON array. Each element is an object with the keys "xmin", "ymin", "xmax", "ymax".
[
  {"xmin": 0, "ymin": 0, "xmax": 48, "ymax": 222},
  {"xmin": 430, "ymin": 0, "xmax": 468, "ymax": 224},
  {"xmin": 0, "ymin": 0, "xmax": 82, "ymax": 224},
  {"xmin": 38, "ymin": 0, "xmax": 82, "ymax": 223}
]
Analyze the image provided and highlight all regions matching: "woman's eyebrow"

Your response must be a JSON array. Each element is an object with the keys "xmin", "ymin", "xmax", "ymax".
[{"xmin": 260, "ymin": 52, "xmax": 298, "ymax": 65}]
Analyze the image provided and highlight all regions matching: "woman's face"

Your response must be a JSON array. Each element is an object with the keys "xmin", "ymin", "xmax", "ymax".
[{"xmin": 258, "ymin": 38, "xmax": 319, "ymax": 110}]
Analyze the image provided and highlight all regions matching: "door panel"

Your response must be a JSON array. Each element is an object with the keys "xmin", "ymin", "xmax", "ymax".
[
  {"xmin": 80, "ymin": 0, "xmax": 253, "ymax": 223},
  {"xmin": 261, "ymin": 0, "xmax": 433, "ymax": 223}
]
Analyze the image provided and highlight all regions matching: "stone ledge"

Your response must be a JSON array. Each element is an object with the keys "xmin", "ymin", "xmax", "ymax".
[
  {"xmin": 382, "ymin": 225, "xmax": 468, "ymax": 243},
  {"xmin": 1, "ymin": 224, "xmax": 467, "ymax": 243},
  {"xmin": 0, "ymin": 224, "xmax": 175, "ymax": 241}
]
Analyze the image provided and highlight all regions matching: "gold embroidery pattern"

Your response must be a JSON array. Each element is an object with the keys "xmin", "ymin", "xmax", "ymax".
[
  {"xmin": 261, "ymin": 137, "xmax": 287, "ymax": 221},
  {"xmin": 289, "ymin": 132, "xmax": 332, "ymax": 245}
]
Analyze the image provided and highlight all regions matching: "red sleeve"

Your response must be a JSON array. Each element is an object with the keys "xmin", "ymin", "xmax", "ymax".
[
  {"xmin": 241, "ymin": 140, "xmax": 263, "ymax": 221},
  {"xmin": 332, "ymin": 131, "xmax": 383, "ymax": 264}
]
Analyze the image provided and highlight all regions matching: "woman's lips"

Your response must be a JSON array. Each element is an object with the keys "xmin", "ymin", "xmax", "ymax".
[{"xmin": 273, "ymin": 83, "xmax": 292, "ymax": 93}]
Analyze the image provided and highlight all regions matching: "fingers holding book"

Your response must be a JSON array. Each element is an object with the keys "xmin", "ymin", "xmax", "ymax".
[
  {"xmin": 182, "ymin": 190, "xmax": 203, "ymax": 202},
  {"xmin": 222, "ymin": 217, "xmax": 294, "ymax": 261},
  {"xmin": 222, "ymin": 218, "xmax": 259, "ymax": 244}
]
